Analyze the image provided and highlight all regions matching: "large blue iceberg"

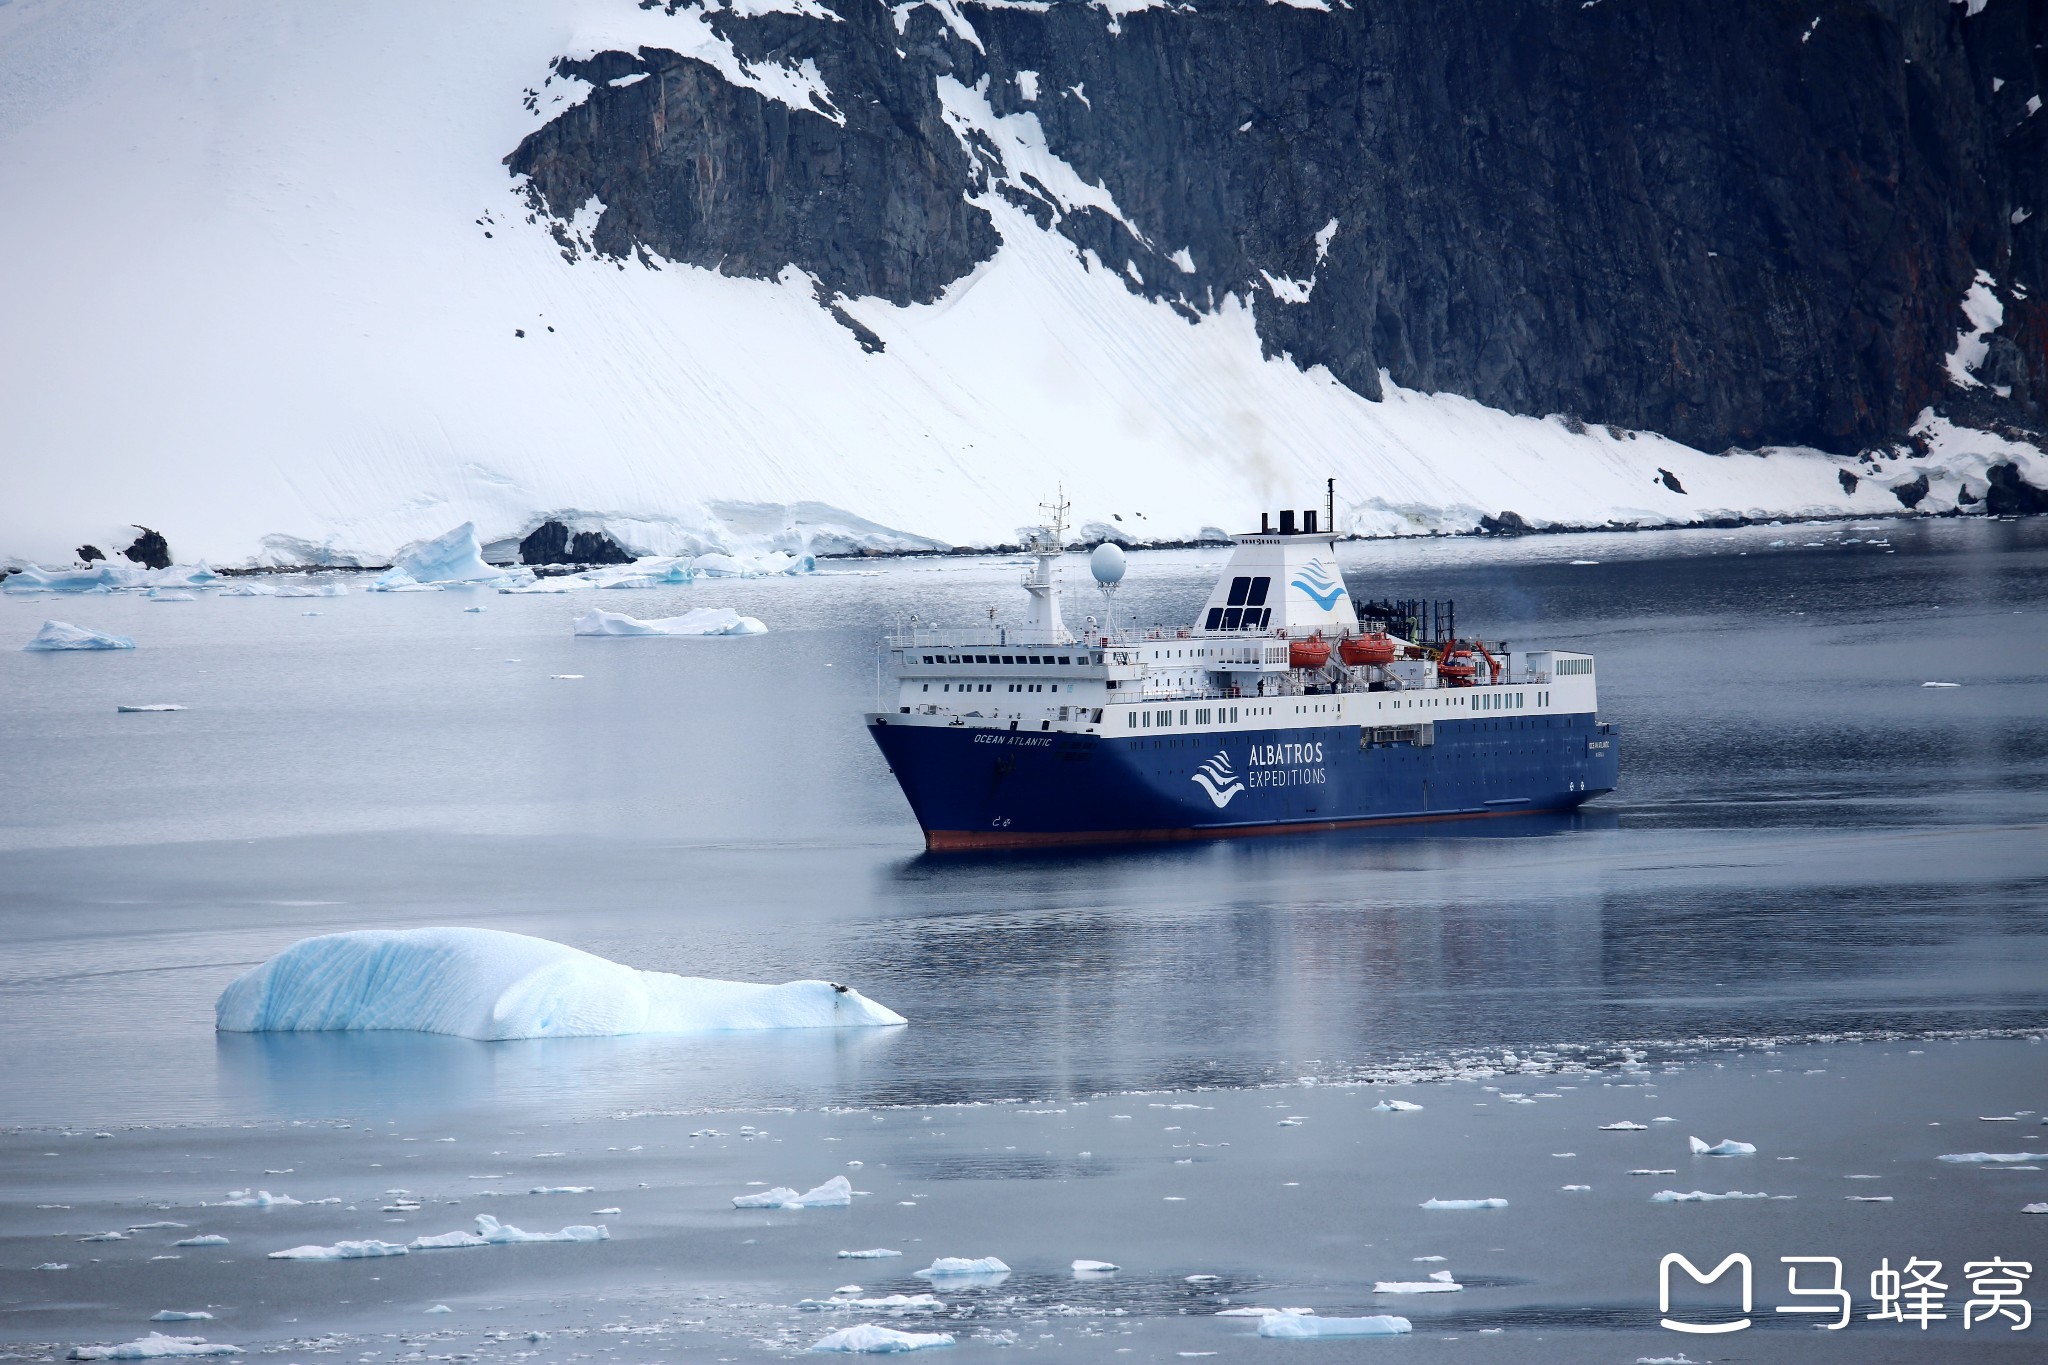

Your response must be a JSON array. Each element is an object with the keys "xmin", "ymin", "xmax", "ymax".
[
  {"xmin": 23, "ymin": 620, "xmax": 136, "ymax": 651},
  {"xmin": 214, "ymin": 927, "xmax": 906, "ymax": 1040}
]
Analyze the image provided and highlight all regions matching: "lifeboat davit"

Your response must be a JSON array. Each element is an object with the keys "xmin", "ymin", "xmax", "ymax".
[
  {"xmin": 1339, "ymin": 631, "xmax": 1396, "ymax": 667},
  {"xmin": 1436, "ymin": 644, "xmax": 1481, "ymax": 686},
  {"xmin": 1289, "ymin": 636, "xmax": 1332, "ymax": 670}
]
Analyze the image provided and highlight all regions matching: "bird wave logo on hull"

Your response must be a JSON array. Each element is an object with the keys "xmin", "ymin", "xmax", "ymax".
[
  {"xmin": 1191, "ymin": 751, "xmax": 1245, "ymax": 808},
  {"xmin": 1291, "ymin": 559, "xmax": 1344, "ymax": 611}
]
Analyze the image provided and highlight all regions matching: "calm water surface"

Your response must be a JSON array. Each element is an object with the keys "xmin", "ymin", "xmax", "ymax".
[{"xmin": 2, "ymin": 518, "xmax": 2043, "ymax": 1127}]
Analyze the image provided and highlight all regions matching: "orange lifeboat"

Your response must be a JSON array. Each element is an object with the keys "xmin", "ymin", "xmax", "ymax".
[
  {"xmin": 1436, "ymin": 638, "xmax": 1500, "ymax": 687},
  {"xmin": 1339, "ymin": 631, "xmax": 1396, "ymax": 667},
  {"xmin": 1289, "ymin": 635, "xmax": 1331, "ymax": 670}
]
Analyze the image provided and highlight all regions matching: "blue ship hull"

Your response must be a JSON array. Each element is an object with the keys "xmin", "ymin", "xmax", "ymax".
[{"xmin": 867, "ymin": 712, "xmax": 1619, "ymax": 849}]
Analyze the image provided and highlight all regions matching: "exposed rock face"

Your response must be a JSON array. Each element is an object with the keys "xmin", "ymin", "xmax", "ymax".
[
  {"xmin": 123, "ymin": 526, "xmax": 170, "ymax": 570},
  {"xmin": 76, "ymin": 545, "xmax": 104, "ymax": 564},
  {"xmin": 507, "ymin": 0, "xmax": 2045, "ymax": 463},
  {"xmin": 518, "ymin": 520, "xmax": 635, "ymax": 565},
  {"xmin": 1987, "ymin": 461, "xmax": 2048, "ymax": 515}
]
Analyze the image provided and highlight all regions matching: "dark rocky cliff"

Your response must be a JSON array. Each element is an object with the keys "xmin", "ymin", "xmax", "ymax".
[{"xmin": 508, "ymin": 0, "xmax": 2045, "ymax": 459}]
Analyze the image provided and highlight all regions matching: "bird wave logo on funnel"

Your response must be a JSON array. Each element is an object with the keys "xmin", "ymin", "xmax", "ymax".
[
  {"xmin": 1291, "ymin": 559, "xmax": 1344, "ymax": 611},
  {"xmin": 1191, "ymin": 751, "xmax": 1245, "ymax": 808}
]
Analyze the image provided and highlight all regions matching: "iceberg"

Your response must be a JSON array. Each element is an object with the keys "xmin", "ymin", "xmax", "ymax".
[
  {"xmin": 367, "ymin": 569, "xmax": 443, "ymax": 592},
  {"xmin": 23, "ymin": 620, "xmax": 135, "ymax": 651},
  {"xmin": 214, "ymin": 927, "xmax": 906, "ymax": 1040},
  {"xmin": 5, "ymin": 564, "xmax": 122, "ymax": 593},
  {"xmin": 409, "ymin": 1215, "xmax": 607, "ymax": 1249},
  {"xmin": 1937, "ymin": 1152, "xmax": 2048, "ymax": 1164},
  {"xmin": 914, "ymin": 1257, "xmax": 1009, "ymax": 1281},
  {"xmin": 692, "ymin": 550, "xmax": 813, "ymax": 578},
  {"xmin": 275, "ymin": 583, "xmax": 346, "ymax": 597},
  {"xmin": 733, "ymin": 1176, "xmax": 853, "ymax": 1209},
  {"xmin": 1689, "ymin": 1136, "xmax": 1756, "ymax": 1156},
  {"xmin": 578, "ymin": 557, "xmax": 696, "ymax": 589},
  {"xmin": 2023, "ymin": 1202, "xmax": 2047, "ymax": 1214},
  {"xmin": 838, "ymin": 1249, "xmax": 903, "ymax": 1259},
  {"xmin": 388, "ymin": 523, "xmax": 504, "ymax": 585},
  {"xmin": 1650, "ymin": 1190, "xmax": 1790, "ymax": 1202},
  {"xmin": 1258, "ymin": 1315, "xmax": 1411, "ymax": 1339},
  {"xmin": 1071, "ymin": 1260, "xmax": 1118, "ymax": 1275},
  {"xmin": 797, "ymin": 1294, "xmax": 943, "ymax": 1313},
  {"xmin": 498, "ymin": 577, "xmax": 574, "ymax": 594},
  {"xmin": 1420, "ymin": 1198, "xmax": 1507, "ymax": 1210},
  {"xmin": 1372, "ymin": 1099, "xmax": 1423, "ymax": 1112},
  {"xmin": 808, "ymin": 1324, "xmax": 954, "ymax": 1353},
  {"xmin": 268, "ymin": 1240, "xmax": 408, "ymax": 1260},
  {"xmin": 172, "ymin": 1235, "xmax": 228, "ymax": 1248},
  {"xmin": 147, "ymin": 588, "xmax": 197, "ymax": 601},
  {"xmin": 572, "ymin": 607, "xmax": 767, "ymax": 637},
  {"xmin": 68, "ymin": 1335, "xmax": 242, "ymax": 1360},
  {"xmin": 218, "ymin": 582, "xmax": 278, "ymax": 597}
]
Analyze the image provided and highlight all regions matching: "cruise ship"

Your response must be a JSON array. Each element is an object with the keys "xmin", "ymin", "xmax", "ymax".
[{"xmin": 866, "ymin": 493, "xmax": 1618, "ymax": 850}]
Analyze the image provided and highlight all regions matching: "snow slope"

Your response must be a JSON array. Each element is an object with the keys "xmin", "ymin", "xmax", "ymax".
[
  {"xmin": 215, "ymin": 927, "xmax": 906, "ymax": 1040},
  {"xmin": 0, "ymin": 0, "xmax": 2030, "ymax": 569}
]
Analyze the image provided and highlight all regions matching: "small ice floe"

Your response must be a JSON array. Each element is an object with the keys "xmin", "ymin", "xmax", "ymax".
[
  {"xmin": 24, "ymin": 620, "xmax": 135, "ymax": 651},
  {"xmin": 838, "ymin": 1249, "xmax": 903, "ymax": 1259},
  {"xmin": 1847, "ymin": 1196, "xmax": 1894, "ymax": 1202},
  {"xmin": 215, "ymin": 927, "xmax": 905, "ymax": 1040},
  {"xmin": 423, "ymin": 1305, "xmax": 452, "ymax": 1315},
  {"xmin": 499, "ymin": 577, "xmax": 573, "ymax": 594},
  {"xmin": 733, "ymin": 1177, "xmax": 853, "ymax": 1209},
  {"xmin": 218, "ymin": 583, "xmax": 278, "ymax": 597},
  {"xmin": 1921, "ymin": 681, "xmax": 1962, "ymax": 688},
  {"xmin": 1420, "ymin": 1198, "xmax": 1506, "ymax": 1210},
  {"xmin": 1562, "ymin": 1184, "xmax": 1591, "ymax": 1192},
  {"xmin": 1689, "ymin": 1137, "xmax": 1757, "ymax": 1156},
  {"xmin": 148, "ymin": 1314, "xmax": 212, "ymax": 1323},
  {"xmin": 572, "ymin": 608, "xmax": 767, "ymax": 638},
  {"xmin": 1277, "ymin": 1116, "xmax": 1305, "ymax": 1126},
  {"xmin": 269, "ymin": 1240, "xmax": 408, "ymax": 1260},
  {"xmin": 1981, "ymin": 1115, "xmax": 2021, "ymax": 1122},
  {"xmin": 1636, "ymin": 1356, "xmax": 1699, "ymax": 1364},
  {"xmin": 914, "ymin": 1257, "xmax": 1010, "ymax": 1284},
  {"xmin": 1552, "ymin": 1153, "xmax": 1575, "ymax": 1158},
  {"xmin": 116, "ymin": 704, "xmax": 185, "ymax": 713},
  {"xmin": 1216, "ymin": 1308, "xmax": 1311, "ymax": 1319},
  {"xmin": 1569, "ymin": 560, "xmax": 1599, "ymax": 566},
  {"xmin": 797, "ymin": 1293, "xmax": 942, "ymax": 1313},
  {"xmin": 172, "ymin": 1236, "xmax": 227, "ymax": 1248},
  {"xmin": 808, "ymin": 1324, "xmax": 954, "ymax": 1353},
  {"xmin": 550, "ymin": 673, "xmax": 582, "ymax": 679},
  {"xmin": 408, "ymin": 1215, "xmax": 607, "ymax": 1249},
  {"xmin": 1411, "ymin": 1256, "xmax": 1445, "ymax": 1262},
  {"xmin": 1258, "ymin": 1315, "xmax": 1411, "ymax": 1339},
  {"xmin": 529, "ymin": 1186, "xmax": 594, "ymax": 1195},
  {"xmin": 37, "ymin": 1263, "xmax": 70, "ymax": 1271},
  {"xmin": 1630, "ymin": 1170, "xmax": 1678, "ymax": 1176},
  {"xmin": 1650, "ymin": 1190, "xmax": 1791, "ymax": 1202},
  {"xmin": 1937, "ymin": 1152, "xmax": 2048, "ymax": 1163},
  {"xmin": 206, "ymin": 1190, "xmax": 298, "ymax": 1208},
  {"xmin": 277, "ymin": 583, "xmax": 345, "ymax": 598},
  {"xmin": 1651, "ymin": 1116, "xmax": 1677, "ymax": 1124},
  {"xmin": 1185, "ymin": 1275, "xmax": 1221, "ymax": 1283},
  {"xmin": 1374, "ymin": 1271, "xmax": 1461, "ymax": 1293},
  {"xmin": 80, "ymin": 1231, "xmax": 130, "ymax": 1242},
  {"xmin": 147, "ymin": 589, "xmax": 197, "ymax": 602},
  {"xmin": 1599, "ymin": 1122, "xmax": 1649, "ymax": 1131},
  {"xmin": 1372, "ymin": 1100, "xmax": 1422, "ymax": 1113},
  {"xmin": 2022, "ymin": 1202, "xmax": 2047, "ymax": 1214},
  {"xmin": 463, "ymin": 605, "xmax": 485, "ymax": 613},
  {"xmin": 1071, "ymin": 1260, "xmax": 1118, "ymax": 1276},
  {"xmin": 591, "ymin": 1207, "xmax": 621, "ymax": 1215},
  {"xmin": 68, "ymin": 1334, "xmax": 242, "ymax": 1359}
]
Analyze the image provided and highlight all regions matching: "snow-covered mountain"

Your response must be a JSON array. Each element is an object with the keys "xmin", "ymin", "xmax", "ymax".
[{"xmin": 1, "ymin": 0, "xmax": 2040, "ymax": 569}]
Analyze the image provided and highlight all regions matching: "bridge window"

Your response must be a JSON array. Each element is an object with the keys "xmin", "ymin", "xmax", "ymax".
[
  {"xmin": 1227, "ymin": 576, "xmax": 1251, "ymax": 606},
  {"xmin": 1222, "ymin": 607, "xmax": 1242, "ymax": 630},
  {"xmin": 1247, "ymin": 576, "xmax": 1271, "ymax": 606}
]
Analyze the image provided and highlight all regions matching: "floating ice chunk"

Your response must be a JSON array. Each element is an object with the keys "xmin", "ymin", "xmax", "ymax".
[
  {"xmin": 839, "ymin": 1249, "xmax": 903, "ymax": 1259},
  {"xmin": 1570, "ymin": 560, "xmax": 1599, "ymax": 566},
  {"xmin": 1071, "ymin": 1260, "xmax": 1118, "ymax": 1275},
  {"xmin": 914, "ymin": 1257, "xmax": 1009, "ymax": 1280},
  {"xmin": 1937, "ymin": 1152, "xmax": 2048, "ymax": 1163},
  {"xmin": 529, "ymin": 1186, "xmax": 594, "ymax": 1195},
  {"xmin": 409, "ymin": 1215, "xmax": 606, "ymax": 1249},
  {"xmin": 1922, "ymin": 681, "xmax": 1962, "ymax": 688},
  {"xmin": 1374, "ymin": 1279, "xmax": 1461, "ymax": 1293},
  {"xmin": 1562, "ymin": 1184, "xmax": 1591, "ymax": 1191},
  {"xmin": 798, "ymin": 1294, "xmax": 943, "ymax": 1313},
  {"xmin": 1277, "ymin": 1116, "xmax": 1304, "ymax": 1126},
  {"xmin": 1215, "ymin": 1307, "xmax": 1311, "ymax": 1317},
  {"xmin": 733, "ymin": 1177, "xmax": 852, "ymax": 1209},
  {"xmin": 1258, "ymin": 1315, "xmax": 1411, "ymax": 1339},
  {"xmin": 24, "ymin": 620, "xmax": 135, "ymax": 651},
  {"xmin": 268, "ymin": 1240, "xmax": 408, "ymax": 1260},
  {"xmin": 68, "ymin": 1334, "xmax": 242, "ymax": 1359},
  {"xmin": 1600, "ymin": 1122, "xmax": 1649, "ymax": 1131},
  {"xmin": 37, "ymin": 1263, "xmax": 70, "ymax": 1271},
  {"xmin": 207, "ymin": 1190, "xmax": 299, "ymax": 1208},
  {"xmin": 1411, "ymin": 1256, "xmax": 1446, "ymax": 1262},
  {"xmin": 692, "ymin": 551, "xmax": 813, "ymax": 578},
  {"xmin": 218, "ymin": 583, "xmax": 278, "ymax": 597},
  {"xmin": 463, "ymin": 605, "xmax": 485, "ymax": 613},
  {"xmin": 1650, "ymin": 1190, "xmax": 1791, "ymax": 1202},
  {"xmin": 1373, "ymin": 1100, "xmax": 1422, "ymax": 1113},
  {"xmin": 1689, "ymin": 1136, "xmax": 1757, "ymax": 1156},
  {"xmin": 387, "ymin": 523, "xmax": 504, "ymax": 585},
  {"xmin": 1420, "ymin": 1198, "xmax": 1506, "ymax": 1210},
  {"xmin": 276, "ymin": 583, "xmax": 346, "ymax": 597},
  {"xmin": 2022, "ymin": 1202, "xmax": 2047, "ymax": 1214},
  {"xmin": 80, "ymin": 1231, "xmax": 129, "ymax": 1242},
  {"xmin": 1630, "ymin": 1170, "xmax": 1678, "ymax": 1176},
  {"xmin": 591, "ymin": 1207, "xmax": 621, "ymax": 1215},
  {"xmin": 1847, "ymin": 1196, "xmax": 1894, "ymax": 1202},
  {"xmin": 808, "ymin": 1324, "xmax": 954, "ymax": 1353},
  {"xmin": 500, "ymin": 578, "xmax": 574, "ymax": 594},
  {"xmin": 5, "ymin": 564, "xmax": 123, "ymax": 592},
  {"xmin": 573, "ymin": 607, "xmax": 767, "ymax": 637},
  {"xmin": 215, "ymin": 927, "xmax": 905, "ymax": 1040},
  {"xmin": 147, "ymin": 588, "xmax": 197, "ymax": 601},
  {"xmin": 117, "ymin": 704, "xmax": 185, "ymax": 712},
  {"xmin": 173, "ymin": 1236, "xmax": 228, "ymax": 1248},
  {"xmin": 424, "ymin": 1305, "xmax": 452, "ymax": 1314},
  {"xmin": 148, "ymin": 1314, "xmax": 212, "ymax": 1323},
  {"xmin": 1651, "ymin": 1116, "xmax": 1677, "ymax": 1124}
]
